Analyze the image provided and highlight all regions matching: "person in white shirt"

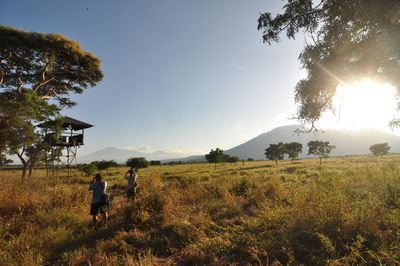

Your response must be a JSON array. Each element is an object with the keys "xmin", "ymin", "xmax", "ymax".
[
  {"xmin": 89, "ymin": 173, "xmax": 108, "ymax": 228},
  {"xmin": 124, "ymin": 168, "xmax": 138, "ymax": 201}
]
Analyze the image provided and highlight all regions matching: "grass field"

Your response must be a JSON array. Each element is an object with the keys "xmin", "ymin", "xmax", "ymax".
[{"xmin": 1, "ymin": 156, "xmax": 400, "ymax": 265}]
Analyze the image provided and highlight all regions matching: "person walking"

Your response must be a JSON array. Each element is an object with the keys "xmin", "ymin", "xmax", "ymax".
[
  {"xmin": 124, "ymin": 168, "xmax": 138, "ymax": 201},
  {"xmin": 89, "ymin": 173, "xmax": 108, "ymax": 228}
]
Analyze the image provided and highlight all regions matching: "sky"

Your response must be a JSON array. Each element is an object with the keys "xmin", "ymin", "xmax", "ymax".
[{"xmin": 2, "ymin": 1, "xmax": 396, "ymax": 156}]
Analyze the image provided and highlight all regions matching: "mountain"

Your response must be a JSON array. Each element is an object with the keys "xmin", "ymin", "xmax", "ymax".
[
  {"xmin": 76, "ymin": 147, "xmax": 191, "ymax": 163},
  {"xmin": 224, "ymin": 125, "xmax": 400, "ymax": 160},
  {"xmin": 76, "ymin": 125, "xmax": 400, "ymax": 164}
]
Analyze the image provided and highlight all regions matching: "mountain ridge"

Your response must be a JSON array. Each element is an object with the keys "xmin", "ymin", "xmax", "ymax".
[{"xmin": 76, "ymin": 125, "xmax": 400, "ymax": 163}]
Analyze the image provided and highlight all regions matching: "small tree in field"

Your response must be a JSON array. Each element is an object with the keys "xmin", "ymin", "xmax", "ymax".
[
  {"xmin": 285, "ymin": 142, "xmax": 303, "ymax": 162},
  {"xmin": 77, "ymin": 163, "xmax": 97, "ymax": 176},
  {"xmin": 227, "ymin": 156, "xmax": 240, "ymax": 164},
  {"xmin": 370, "ymin": 143, "xmax": 390, "ymax": 157},
  {"xmin": 308, "ymin": 140, "xmax": 335, "ymax": 164},
  {"xmin": 96, "ymin": 160, "xmax": 118, "ymax": 173},
  {"xmin": 150, "ymin": 160, "xmax": 161, "ymax": 166},
  {"xmin": 126, "ymin": 157, "xmax": 149, "ymax": 170},
  {"xmin": 265, "ymin": 142, "xmax": 286, "ymax": 165},
  {"xmin": 205, "ymin": 148, "xmax": 224, "ymax": 169}
]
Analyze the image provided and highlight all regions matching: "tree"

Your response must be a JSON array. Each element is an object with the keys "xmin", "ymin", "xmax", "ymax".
[
  {"xmin": 370, "ymin": 143, "xmax": 390, "ymax": 157},
  {"xmin": 258, "ymin": 1, "xmax": 400, "ymax": 128},
  {"xmin": 205, "ymin": 148, "xmax": 224, "ymax": 169},
  {"xmin": 285, "ymin": 142, "xmax": 303, "ymax": 162},
  {"xmin": 76, "ymin": 163, "xmax": 97, "ymax": 176},
  {"xmin": 126, "ymin": 157, "xmax": 149, "ymax": 170},
  {"xmin": 307, "ymin": 140, "xmax": 335, "ymax": 164},
  {"xmin": 0, "ymin": 26, "xmax": 103, "ymax": 179},
  {"xmin": 265, "ymin": 142, "xmax": 286, "ymax": 165},
  {"xmin": 226, "ymin": 156, "xmax": 240, "ymax": 164},
  {"xmin": 96, "ymin": 160, "xmax": 118, "ymax": 173},
  {"xmin": 150, "ymin": 160, "xmax": 161, "ymax": 166}
]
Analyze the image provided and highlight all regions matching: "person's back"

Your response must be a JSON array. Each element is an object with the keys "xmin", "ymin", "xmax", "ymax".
[
  {"xmin": 89, "ymin": 181, "xmax": 107, "ymax": 204},
  {"xmin": 89, "ymin": 173, "xmax": 108, "ymax": 228},
  {"xmin": 124, "ymin": 169, "xmax": 138, "ymax": 201},
  {"xmin": 125, "ymin": 172, "xmax": 136, "ymax": 189}
]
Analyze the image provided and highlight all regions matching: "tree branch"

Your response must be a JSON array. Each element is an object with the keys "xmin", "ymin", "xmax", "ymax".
[{"xmin": 17, "ymin": 77, "xmax": 24, "ymax": 93}]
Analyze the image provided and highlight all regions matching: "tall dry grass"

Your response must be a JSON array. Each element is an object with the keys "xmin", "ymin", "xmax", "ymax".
[{"xmin": 0, "ymin": 156, "xmax": 399, "ymax": 265}]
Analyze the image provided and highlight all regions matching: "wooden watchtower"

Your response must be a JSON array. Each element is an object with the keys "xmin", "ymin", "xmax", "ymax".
[{"xmin": 38, "ymin": 116, "xmax": 93, "ymax": 176}]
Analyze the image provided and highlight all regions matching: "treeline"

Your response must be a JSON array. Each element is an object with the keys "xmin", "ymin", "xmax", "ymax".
[
  {"xmin": 205, "ymin": 141, "xmax": 395, "ymax": 168},
  {"xmin": 265, "ymin": 140, "xmax": 336, "ymax": 165}
]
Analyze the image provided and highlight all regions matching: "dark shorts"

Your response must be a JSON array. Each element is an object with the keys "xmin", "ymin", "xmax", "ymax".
[
  {"xmin": 90, "ymin": 202, "xmax": 107, "ymax": 215},
  {"xmin": 127, "ymin": 188, "xmax": 137, "ymax": 199}
]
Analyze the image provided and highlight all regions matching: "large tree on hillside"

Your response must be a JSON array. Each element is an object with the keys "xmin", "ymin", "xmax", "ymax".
[
  {"xmin": 0, "ymin": 25, "xmax": 103, "ymax": 179},
  {"xmin": 258, "ymin": 1, "xmax": 400, "ymax": 128},
  {"xmin": 265, "ymin": 142, "xmax": 286, "ymax": 165},
  {"xmin": 369, "ymin": 143, "xmax": 390, "ymax": 157},
  {"xmin": 307, "ymin": 140, "xmax": 335, "ymax": 164}
]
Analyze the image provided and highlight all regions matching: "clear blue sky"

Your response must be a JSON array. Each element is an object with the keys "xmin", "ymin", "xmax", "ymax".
[{"xmin": 1, "ymin": 0, "xmax": 305, "ymax": 155}]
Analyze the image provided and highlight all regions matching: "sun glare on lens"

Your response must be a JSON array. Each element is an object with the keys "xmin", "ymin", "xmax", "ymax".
[{"xmin": 321, "ymin": 79, "xmax": 398, "ymax": 131}]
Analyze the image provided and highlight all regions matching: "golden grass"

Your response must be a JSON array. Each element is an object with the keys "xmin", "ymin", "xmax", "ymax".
[{"xmin": 0, "ymin": 156, "xmax": 400, "ymax": 265}]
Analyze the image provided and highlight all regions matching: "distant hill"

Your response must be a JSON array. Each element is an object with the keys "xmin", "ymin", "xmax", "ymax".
[
  {"xmin": 76, "ymin": 125, "xmax": 400, "ymax": 164},
  {"xmin": 77, "ymin": 147, "xmax": 191, "ymax": 164},
  {"xmin": 224, "ymin": 125, "xmax": 400, "ymax": 160}
]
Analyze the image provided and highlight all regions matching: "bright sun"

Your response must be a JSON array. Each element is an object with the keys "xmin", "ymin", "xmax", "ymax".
[{"xmin": 320, "ymin": 79, "xmax": 399, "ymax": 132}]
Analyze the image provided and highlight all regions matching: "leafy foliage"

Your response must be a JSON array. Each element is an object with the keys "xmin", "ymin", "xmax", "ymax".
[
  {"xmin": 307, "ymin": 140, "xmax": 335, "ymax": 164},
  {"xmin": 150, "ymin": 160, "xmax": 161, "ymax": 166},
  {"xmin": 369, "ymin": 143, "xmax": 390, "ymax": 156},
  {"xmin": 95, "ymin": 160, "xmax": 118, "ymax": 172},
  {"xmin": 205, "ymin": 148, "xmax": 224, "ymax": 164},
  {"xmin": 226, "ymin": 156, "xmax": 240, "ymax": 163},
  {"xmin": 258, "ymin": 0, "xmax": 400, "ymax": 126},
  {"xmin": 265, "ymin": 142, "xmax": 286, "ymax": 165},
  {"xmin": 0, "ymin": 26, "xmax": 103, "ymax": 179},
  {"xmin": 285, "ymin": 142, "xmax": 303, "ymax": 162},
  {"xmin": 76, "ymin": 163, "xmax": 97, "ymax": 176},
  {"xmin": 126, "ymin": 157, "xmax": 149, "ymax": 169}
]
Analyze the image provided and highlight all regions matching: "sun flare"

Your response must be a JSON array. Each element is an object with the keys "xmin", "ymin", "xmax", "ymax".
[{"xmin": 320, "ymin": 79, "xmax": 398, "ymax": 132}]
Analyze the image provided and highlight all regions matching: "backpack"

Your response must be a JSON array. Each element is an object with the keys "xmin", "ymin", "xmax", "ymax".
[
  {"xmin": 101, "ymin": 193, "xmax": 110, "ymax": 206},
  {"xmin": 100, "ymin": 181, "xmax": 110, "ymax": 206}
]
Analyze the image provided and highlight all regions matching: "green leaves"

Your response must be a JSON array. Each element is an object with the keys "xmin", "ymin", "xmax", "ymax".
[
  {"xmin": 369, "ymin": 143, "xmax": 390, "ymax": 156},
  {"xmin": 0, "ymin": 25, "xmax": 103, "ymax": 178},
  {"xmin": 258, "ymin": 0, "xmax": 400, "ymax": 125},
  {"xmin": 307, "ymin": 140, "xmax": 335, "ymax": 164},
  {"xmin": 126, "ymin": 157, "xmax": 150, "ymax": 169},
  {"xmin": 265, "ymin": 142, "xmax": 303, "ymax": 165}
]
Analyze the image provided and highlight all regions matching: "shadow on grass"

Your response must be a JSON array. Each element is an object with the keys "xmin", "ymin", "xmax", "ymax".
[{"xmin": 44, "ymin": 198, "xmax": 134, "ymax": 265}]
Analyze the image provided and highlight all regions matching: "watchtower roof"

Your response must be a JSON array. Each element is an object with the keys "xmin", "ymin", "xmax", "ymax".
[{"xmin": 38, "ymin": 116, "xmax": 93, "ymax": 131}]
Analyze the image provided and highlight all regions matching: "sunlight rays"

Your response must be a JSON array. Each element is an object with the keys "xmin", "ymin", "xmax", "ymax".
[{"xmin": 320, "ymin": 79, "xmax": 398, "ymax": 131}]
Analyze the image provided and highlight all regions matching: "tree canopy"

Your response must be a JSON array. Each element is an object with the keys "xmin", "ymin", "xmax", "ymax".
[
  {"xmin": 265, "ymin": 142, "xmax": 286, "ymax": 165},
  {"xmin": 369, "ymin": 143, "xmax": 390, "ymax": 156},
  {"xmin": 96, "ymin": 160, "xmax": 118, "ymax": 173},
  {"xmin": 0, "ymin": 26, "xmax": 103, "ymax": 178},
  {"xmin": 126, "ymin": 157, "xmax": 149, "ymax": 170},
  {"xmin": 258, "ymin": 1, "xmax": 400, "ymax": 127},
  {"xmin": 307, "ymin": 140, "xmax": 335, "ymax": 164},
  {"xmin": 285, "ymin": 142, "xmax": 303, "ymax": 162}
]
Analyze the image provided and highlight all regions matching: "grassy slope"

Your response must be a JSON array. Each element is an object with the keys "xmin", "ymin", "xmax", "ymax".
[{"xmin": 0, "ymin": 157, "xmax": 399, "ymax": 265}]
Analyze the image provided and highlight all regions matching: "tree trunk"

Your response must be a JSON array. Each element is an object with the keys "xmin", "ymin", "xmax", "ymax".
[
  {"xmin": 319, "ymin": 157, "xmax": 322, "ymax": 165},
  {"xmin": 214, "ymin": 163, "xmax": 217, "ymax": 170},
  {"xmin": 275, "ymin": 159, "xmax": 278, "ymax": 166},
  {"xmin": 28, "ymin": 160, "xmax": 34, "ymax": 177},
  {"xmin": 17, "ymin": 154, "xmax": 28, "ymax": 181}
]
